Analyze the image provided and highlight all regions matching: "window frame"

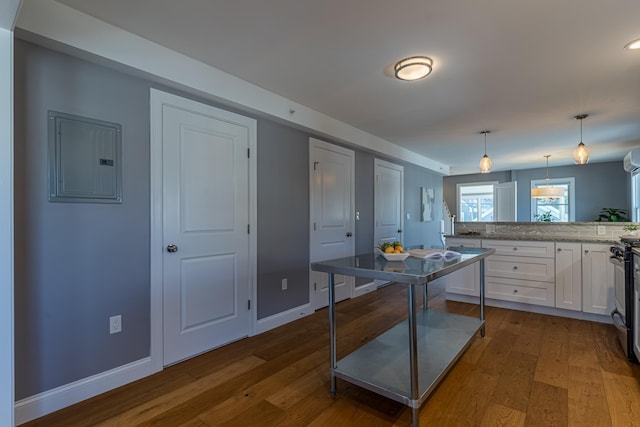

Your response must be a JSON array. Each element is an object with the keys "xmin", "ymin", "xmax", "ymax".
[
  {"xmin": 530, "ymin": 177, "xmax": 575, "ymax": 222},
  {"xmin": 456, "ymin": 181, "xmax": 498, "ymax": 222}
]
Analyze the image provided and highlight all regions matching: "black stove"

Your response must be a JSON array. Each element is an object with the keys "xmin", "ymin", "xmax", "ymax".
[{"xmin": 610, "ymin": 238, "xmax": 638, "ymax": 363}]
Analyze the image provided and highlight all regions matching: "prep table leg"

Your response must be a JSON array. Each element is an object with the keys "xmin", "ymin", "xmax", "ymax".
[
  {"xmin": 408, "ymin": 285, "xmax": 420, "ymax": 427},
  {"xmin": 328, "ymin": 272, "xmax": 337, "ymax": 396},
  {"xmin": 423, "ymin": 285, "xmax": 428, "ymax": 311}
]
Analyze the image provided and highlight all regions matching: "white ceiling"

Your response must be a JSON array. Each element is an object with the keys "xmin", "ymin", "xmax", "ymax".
[{"xmin": 53, "ymin": 0, "xmax": 640, "ymax": 175}]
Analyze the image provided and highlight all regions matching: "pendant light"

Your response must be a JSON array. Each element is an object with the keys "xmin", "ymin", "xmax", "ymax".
[
  {"xmin": 531, "ymin": 155, "xmax": 564, "ymax": 198},
  {"xmin": 573, "ymin": 114, "xmax": 590, "ymax": 165},
  {"xmin": 479, "ymin": 130, "xmax": 492, "ymax": 173}
]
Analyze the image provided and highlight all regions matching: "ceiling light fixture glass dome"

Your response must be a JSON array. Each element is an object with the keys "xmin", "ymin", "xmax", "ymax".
[
  {"xmin": 394, "ymin": 56, "xmax": 433, "ymax": 81},
  {"xmin": 624, "ymin": 38, "xmax": 640, "ymax": 50}
]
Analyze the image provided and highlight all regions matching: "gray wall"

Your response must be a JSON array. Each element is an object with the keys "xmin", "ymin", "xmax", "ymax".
[
  {"xmin": 443, "ymin": 163, "xmax": 628, "ymax": 222},
  {"xmin": 256, "ymin": 120, "xmax": 310, "ymax": 318},
  {"xmin": 14, "ymin": 40, "xmax": 151, "ymax": 399},
  {"xmin": 14, "ymin": 39, "xmax": 445, "ymax": 398}
]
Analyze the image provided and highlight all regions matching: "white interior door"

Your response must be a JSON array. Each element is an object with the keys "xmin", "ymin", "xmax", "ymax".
[
  {"xmin": 160, "ymin": 96, "xmax": 254, "ymax": 365},
  {"xmin": 373, "ymin": 159, "xmax": 404, "ymax": 287},
  {"xmin": 494, "ymin": 181, "xmax": 517, "ymax": 221},
  {"xmin": 374, "ymin": 159, "xmax": 404, "ymax": 246},
  {"xmin": 310, "ymin": 138, "xmax": 355, "ymax": 310}
]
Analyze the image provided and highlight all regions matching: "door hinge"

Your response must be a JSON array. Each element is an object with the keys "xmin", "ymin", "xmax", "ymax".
[
  {"xmin": 247, "ymin": 224, "xmax": 250, "ymax": 234},
  {"xmin": 314, "ymin": 282, "xmax": 317, "ymax": 291},
  {"xmin": 313, "ymin": 161, "xmax": 319, "ymax": 171},
  {"xmin": 247, "ymin": 148, "xmax": 250, "ymax": 158},
  {"xmin": 313, "ymin": 222, "xmax": 316, "ymax": 231},
  {"xmin": 248, "ymin": 299, "xmax": 251, "ymax": 310}
]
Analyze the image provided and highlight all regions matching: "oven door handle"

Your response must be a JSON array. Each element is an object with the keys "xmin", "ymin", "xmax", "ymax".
[{"xmin": 609, "ymin": 256, "xmax": 624, "ymax": 266}]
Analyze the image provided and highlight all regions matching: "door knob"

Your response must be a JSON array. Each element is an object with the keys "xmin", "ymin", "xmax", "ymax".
[
  {"xmin": 167, "ymin": 244, "xmax": 179, "ymax": 253},
  {"xmin": 397, "ymin": 229, "xmax": 402, "ymax": 233}
]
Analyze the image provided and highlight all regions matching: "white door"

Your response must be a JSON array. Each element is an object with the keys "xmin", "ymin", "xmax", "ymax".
[
  {"xmin": 372, "ymin": 159, "xmax": 404, "ymax": 288},
  {"xmin": 160, "ymin": 96, "xmax": 254, "ymax": 365},
  {"xmin": 310, "ymin": 138, "xmax": 355, "ymax": 310},
  {"xmin": 494, "ymin": 181, "xmax": 517, "ymax": 221},
  {"xmin": 374, "ymin": 159, "xmax": 404, "ymax": 247}
]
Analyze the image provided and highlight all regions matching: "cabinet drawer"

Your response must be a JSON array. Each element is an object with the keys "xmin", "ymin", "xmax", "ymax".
[
  {"xmin": 482, "ymin": 240, "xmax": 554, "ymax": 258},
  {"xmin": 486, "ymin": 277, "xmax": 555, "ymax": 307},
  {"xmin": 485, "ymin": 255, "xmax": 555, "ymax": 282},
  {"xmin": 446, "ymin": 238, "xmax": 481, "ymax": 249}
]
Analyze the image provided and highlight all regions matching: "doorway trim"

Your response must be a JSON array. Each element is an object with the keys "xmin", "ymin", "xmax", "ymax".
[{"xmin": 149, "ymin": 89, "xmax": 257, "ymax": 371}]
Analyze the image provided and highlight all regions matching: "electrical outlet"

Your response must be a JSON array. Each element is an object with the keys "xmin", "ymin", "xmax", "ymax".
[
  {"xmin": 109, "ymin": 315, "xmax": 122, "ymax": 334},
  {"xmin": 597, "ymin": 225, "xmax": 606, "ymax": 235},
  {"xmin": 281, "ymin": 278, "xmax": 288, "ymax": 291}
]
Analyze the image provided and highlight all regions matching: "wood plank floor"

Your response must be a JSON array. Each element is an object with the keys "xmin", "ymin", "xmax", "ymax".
[{"xmin": 21, "ymin": 282, "xmax": 640, "ymax": 427}]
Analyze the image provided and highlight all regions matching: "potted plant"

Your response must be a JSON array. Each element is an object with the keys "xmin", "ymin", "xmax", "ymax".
[
  {"xmin": 535, "ymin": 212, "xmax": 553, "ymax": 222},
  {"xmin": 595, "ymin": 208, "xmax": 630, "ymax": 222},
  {"xmin": 623, "ymin": 223, "xmax": 639, "ymax": 235}
]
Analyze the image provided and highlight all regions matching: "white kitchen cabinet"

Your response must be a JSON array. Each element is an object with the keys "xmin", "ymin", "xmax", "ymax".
[
  {"xmin": 555, "ymin": 242, "xmax": 582, "ymax": 311},
  {"xmin": 445, "ymin": 238, "xmax": 481, "ymax": 296},
  {"xmin": 483, "ymin": 240, "xmax": 556, "ymax": 307},
  {"xmin": 582, "ymin": 243, "xmax": 614, "ymax": 315}
]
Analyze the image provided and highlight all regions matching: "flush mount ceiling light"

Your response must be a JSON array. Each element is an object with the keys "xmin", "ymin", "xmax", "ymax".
[
  {"xmin": 573, "ymin": 114, "xmax": 590, "ymax": 165},
  {"xmin": 479, "ymin": 130, "xmax": 492, "ymax": 173},
  {"xmin": 394, "ymin": 56, "xmax": 433, "ymax": 81},
  {"xmin": 624, "ymin": 38, "xmax": 640, "ymax": 50},
  {"xmin": 531, "ymin": 155, "xmax": 564, "ymax": 199}
]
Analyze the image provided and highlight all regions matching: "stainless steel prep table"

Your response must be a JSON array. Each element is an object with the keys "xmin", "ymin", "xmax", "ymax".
[{"xmin": 310, "ymin": 247, "xmax": 494, "ymax": 427}]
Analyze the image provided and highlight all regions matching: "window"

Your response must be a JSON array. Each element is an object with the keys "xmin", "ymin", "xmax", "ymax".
[
  {"xmin": 457, "ymin": 182, "xmax": 497, "ymax": 222},
  {"xmin": 530, "ymin": 177, "xmax": 575, "ymax": 222}
]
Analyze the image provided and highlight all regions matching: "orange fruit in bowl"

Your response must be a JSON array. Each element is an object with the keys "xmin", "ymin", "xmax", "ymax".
[
  {"xmin": 394, "ymin": 249, "xmax": 402, "ymax": 253},
  {"xmin": 384, "ymin": 246, "xmax": 395, "ymax": 254}
]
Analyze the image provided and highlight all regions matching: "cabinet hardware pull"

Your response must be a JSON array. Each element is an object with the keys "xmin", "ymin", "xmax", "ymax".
[{"xmin": 513, "ymin": 289, "xmax": 518, "ymax": 293}]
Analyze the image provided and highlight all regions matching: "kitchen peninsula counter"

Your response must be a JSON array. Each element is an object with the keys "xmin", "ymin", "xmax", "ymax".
[
  {"xmin": 449, "ymin": 221, "xmax": 634, "ymax": 245},
  {"xmin": 447, "ymin": 233, "xmax": 619, "ymax": 244}
]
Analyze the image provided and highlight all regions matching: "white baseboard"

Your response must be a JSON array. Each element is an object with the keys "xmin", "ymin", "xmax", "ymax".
[
  {"xmin": 255, "ymin": 302, "xmax": 313, "ymax": 334},
  {"xmin": 352, "ymin": 281, "xmax": 377, "ymax": 297},
  {"xmin": 14, "ymin": 357, "xmax": 158, "ymax": 425},
  {"xmin": 445, "ymin": 293, "xmax": 612, "ymax": 324}
]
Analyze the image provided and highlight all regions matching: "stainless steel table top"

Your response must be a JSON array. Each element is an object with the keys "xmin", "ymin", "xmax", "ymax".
[{"xmin": 311, "ymin": 247, "xmax": 494, "ymax": 285}]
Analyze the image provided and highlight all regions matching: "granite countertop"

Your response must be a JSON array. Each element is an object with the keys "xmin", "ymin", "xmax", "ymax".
[{"xmin": 446, "ymin": 233, "xmax": 619, "ymax": 244}]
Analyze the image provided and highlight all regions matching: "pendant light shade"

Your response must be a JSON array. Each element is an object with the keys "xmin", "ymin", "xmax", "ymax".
[
  {"xmin": 531, "ymin": 155, "xmax": 564, "ymax": 198},
  {"xmin": 531, "ymin": 186, "xmax": 564, "ymax": 198},
  {"xmin": 479, "ymin": 131, "xmax": 492, "ymax": 173},
  {"xmin": 573, "ymin": 114, "xmax": 590, "ymax": 165}
]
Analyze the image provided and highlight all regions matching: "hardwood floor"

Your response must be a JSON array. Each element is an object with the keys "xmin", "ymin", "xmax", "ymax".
[{"xmin": 21, "ymin": 282, "xmax": 640, "ymax": 427}]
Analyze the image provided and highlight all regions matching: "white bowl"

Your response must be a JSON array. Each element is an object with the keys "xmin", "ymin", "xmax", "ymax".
[{"xmin": 376, "ymin": 248, "xmax": 410, "ymax": 261}]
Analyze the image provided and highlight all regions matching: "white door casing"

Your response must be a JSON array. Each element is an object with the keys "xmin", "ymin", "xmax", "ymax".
[
  {"xmin": 150, "ymin": 89, "xmax": 256, "ymax": 367},
  {"xmin": 310, "ymin": 138, "xmax": 355, "ymax": 310}
]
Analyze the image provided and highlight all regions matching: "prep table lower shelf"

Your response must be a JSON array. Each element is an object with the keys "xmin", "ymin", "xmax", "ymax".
[{"xmin": 333, "ymin": 309, "xmax": 484, "ymax": 408}]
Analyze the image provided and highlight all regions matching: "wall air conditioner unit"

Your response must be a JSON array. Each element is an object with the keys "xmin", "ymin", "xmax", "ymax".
[{"xmin": 623, "ymin": 148, "xmax": 640, "ymax": 172}]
